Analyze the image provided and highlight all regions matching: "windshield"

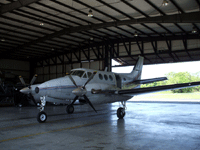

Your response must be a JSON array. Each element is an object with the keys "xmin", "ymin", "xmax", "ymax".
[{"xmin": 70, "ymin": 70, "xmax": 85, "ymax": 77}]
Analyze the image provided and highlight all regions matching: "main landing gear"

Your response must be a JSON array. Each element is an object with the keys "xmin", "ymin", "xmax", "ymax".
[
  {"xmin": 37, "ymin": 96, "xmax": 47, "ymax": 123},
  {"xmin": 117, "ymin": 101, "xmax": 126, "ymax": 119},
  {"xmin": 66, "ymin": 104, "xmax": 74, "ymax": 114}
]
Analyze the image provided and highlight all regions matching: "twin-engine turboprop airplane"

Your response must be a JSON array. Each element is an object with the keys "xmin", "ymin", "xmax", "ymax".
[{"xmin": 26, "ymin": 56, "xmax": 200, "ymax": 123}]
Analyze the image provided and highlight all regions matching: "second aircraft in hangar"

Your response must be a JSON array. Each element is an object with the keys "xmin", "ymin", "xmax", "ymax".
[{"xmin": 20, "ymin": 56, "xmax": 200, "ymax": 123}]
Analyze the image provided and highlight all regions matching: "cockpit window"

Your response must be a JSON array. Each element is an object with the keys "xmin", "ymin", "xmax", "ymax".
[
  {"xmin": 70, "ymin": 70, "xmax": 85, "ymax": 77},
  {"xmin": 83, "ymin": 73, "xmax": 87, "ymax": 78},
  {"xmin": 87, "ymin": 72, "xmax": 92, "ymax": 78}
]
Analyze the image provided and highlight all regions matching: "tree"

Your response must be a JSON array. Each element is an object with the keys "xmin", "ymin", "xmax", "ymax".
[
  {"xmin": 166, "ymin": 72, "xmax": 193, "ymax": 93},
  {"xmin": 141, "ymin": 72, "xmax": 200, "ymax": 93}
]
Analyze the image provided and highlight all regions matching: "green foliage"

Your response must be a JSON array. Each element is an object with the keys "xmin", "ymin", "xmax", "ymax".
[{"xmin": 141, "ymin": 71, "xmax": 200, "ymax": 93}]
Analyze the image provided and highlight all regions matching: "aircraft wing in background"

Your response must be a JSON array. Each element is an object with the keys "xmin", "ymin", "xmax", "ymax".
[{"xmin": 129, "ymin": 77, "xmax": 168, "ymax": 85}]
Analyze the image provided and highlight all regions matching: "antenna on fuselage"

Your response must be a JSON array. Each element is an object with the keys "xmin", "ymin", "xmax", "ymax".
[{"xmin": 104, "ymin": 67, "xmax": 108, "ymax": 72}]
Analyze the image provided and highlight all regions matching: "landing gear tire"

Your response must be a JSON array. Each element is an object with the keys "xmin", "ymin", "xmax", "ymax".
[
  {"xmin": 66, "ymin": 105, "xmax": 74, "ymax": 114},
  {"xmin": 37, "ymin": 111, "xmax": 47, "ymax": 123},
  {"xmin": 117, "ymin": 107, "xmax": 125, "ymax": 119}
]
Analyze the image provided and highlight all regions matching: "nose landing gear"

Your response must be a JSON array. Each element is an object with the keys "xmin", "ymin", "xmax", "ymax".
[{"xmin": 37, "ymin": 96, "xmax": 47, "ymax": 123}]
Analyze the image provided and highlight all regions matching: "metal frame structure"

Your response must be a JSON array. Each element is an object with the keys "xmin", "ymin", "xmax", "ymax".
[{"xmin": 0, "ymin": 0, "xmax": 200, "ymax": 79}]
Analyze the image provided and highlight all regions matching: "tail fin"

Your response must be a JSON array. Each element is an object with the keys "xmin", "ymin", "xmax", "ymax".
[{"xmin": 129, "ymin": 56, "xmax": 144, "ymax": 80}]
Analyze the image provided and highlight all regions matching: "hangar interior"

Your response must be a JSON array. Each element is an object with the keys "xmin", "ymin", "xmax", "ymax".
[
  {"xmin": 1, "ymin": 1, "xmax": 200, "ymax": 150},
  {"xmin": 0, "ymin": 0, "xmax": 199, "ymax": 83}
]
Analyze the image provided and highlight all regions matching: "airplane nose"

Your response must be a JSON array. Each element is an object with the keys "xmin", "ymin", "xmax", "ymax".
[
  {"xmin": 35, "ymin": 87, "xmax": 39, "ymax": 94},
  {"xmin": 20, "ymin": 87, "xmax": 30, "ymax": 94}
]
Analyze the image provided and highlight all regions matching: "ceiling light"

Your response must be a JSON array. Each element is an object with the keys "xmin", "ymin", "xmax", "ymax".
[
  {"xmin": 88, "ymin": 9, "xmax": 93, "ymax": 17},
  {"xmin": 162, "ymin": 0, "xmax": 169, "ymax": 6},
  {"xmin": 40, "ymin": 22, "xmax": 44, "ymax": 26},
  {"xmin": 134, "ymin": 31, "xmax": 138, "ymax": 37},
  {"xmin": 90, "ymin": 37, "xmax": 94, "ymax": 41},
  {"xmin": 192, "ymin": 27, "xmax": 198, "ymax": 34},
  {"xmin": 1, "ymin": 38, "xmax": 5, "ymax": 42}
]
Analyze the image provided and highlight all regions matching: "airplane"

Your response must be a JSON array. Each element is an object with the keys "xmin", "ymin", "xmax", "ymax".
[{"xmin": 21, "ymin": 56, "xmax": 200, "ymax": 123}]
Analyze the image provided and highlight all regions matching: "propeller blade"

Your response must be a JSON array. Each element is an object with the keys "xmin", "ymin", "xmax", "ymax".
[
  {"xmin": 68, "ymin": 75, "xmax": 78, "ymax": 87},
  {"xmin": 83, "ymin": 95, "xmax": 97, "ymax": 113},
  {"xmin": 71, "ymin": 96, "xmax": 79, "ymax": 105},
  {"xmin": 30, "ymin": 74, "xmax": 37, "ymax": 85},
  {"xmin": 83, "ymin": 71, "xmax": 97, "ymax": 88},
  {"xmin": 19, "ymin": 76, "xmax": 26, "ymax": 86}
]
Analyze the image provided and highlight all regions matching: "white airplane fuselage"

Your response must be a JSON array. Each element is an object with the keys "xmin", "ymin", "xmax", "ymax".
[{"xmin": 36, "ymin": 68, "xmax": 133, "ymax": 104}]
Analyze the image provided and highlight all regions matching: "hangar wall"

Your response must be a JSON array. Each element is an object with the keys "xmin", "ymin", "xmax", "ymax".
[
  {"xmin": 34, "ymin": 38, "xmax": 200, "ymax": 83},
  {"xmin": 35, "ymin": 60, "xmax": 104, "ymax": 83},
  {"xmin": 113, "ymin": 39, "xmax": 200, "ymax": 64},
  {"xmin": 0, "ymin": 59, "xmax": 30, "ymax": 83},
  {"xmin": 35, "ymin": 45, "xmax": 106, "ymax": 83}
]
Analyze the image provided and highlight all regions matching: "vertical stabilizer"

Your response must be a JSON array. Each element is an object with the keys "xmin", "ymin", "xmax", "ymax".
[
  {"xmin": 114, "ymin": 56, "xmax": 144, "ymax": 89},
  {"xmin": 129, "ymin": 56, "xmax": 144, "ymax": 80}
]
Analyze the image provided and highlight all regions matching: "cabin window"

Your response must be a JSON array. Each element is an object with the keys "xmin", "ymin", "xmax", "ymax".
[
  {"xmin": 99, "ymin": 74, "xmax": 103, "ymax": 80},
  {"xmin": 109, "ymin": 75, "xmax": 113, "ymax": 81},
  {"xmin": 123, "ymin": 78, "xmax": 126, "ymax": 81},
  {"xmin": 87, "ymin": 72, "xmax": 92, "ymax": 78},
  {"xmin": 104, "ymin": 74, "xmax": 108, "ymax": 80},
  {"xmin": 83, "ymin": 73, "xmax": 87, "ymax": 78},
  {"xmin": 71, "ymin": 70, "xmax": 85, "ymax": 77}
]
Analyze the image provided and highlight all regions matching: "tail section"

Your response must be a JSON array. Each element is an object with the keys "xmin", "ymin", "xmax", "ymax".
[
  {"xmin": 115, "ymin": 56, "xmax": 144, "ymax": 89},
  {"xmin": 128, "ymin": 56, "xmax": 144, "ymax": 81}
]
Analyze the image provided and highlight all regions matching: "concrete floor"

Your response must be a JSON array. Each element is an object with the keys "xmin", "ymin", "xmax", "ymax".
[{"xmin": 0, "ymin": 102, "xmax": 200, "ymax": 150}]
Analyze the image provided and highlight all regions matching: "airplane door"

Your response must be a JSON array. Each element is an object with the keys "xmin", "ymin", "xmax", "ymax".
[{"xmin": 115, "ymin": 74, "xmax": 121, "ymax": 89}]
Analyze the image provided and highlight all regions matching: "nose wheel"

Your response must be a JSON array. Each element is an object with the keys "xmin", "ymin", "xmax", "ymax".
[
  {"xmin": 37, "ymin": 96, "xmax": 47, "ymax": 123},
  {"xmin": 37, "ymin": 111, "xmax": 47, "ymax": 123}
]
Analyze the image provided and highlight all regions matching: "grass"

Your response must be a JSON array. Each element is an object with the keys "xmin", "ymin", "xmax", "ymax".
[{"xmin": 133, "ymin": 91, "xmax": 200, "ymax": 101}]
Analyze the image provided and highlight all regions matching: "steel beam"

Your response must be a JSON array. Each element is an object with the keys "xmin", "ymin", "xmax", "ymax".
[{"xmin": 0, "ymin": 0, "xmax": 41, "ymax": 15}]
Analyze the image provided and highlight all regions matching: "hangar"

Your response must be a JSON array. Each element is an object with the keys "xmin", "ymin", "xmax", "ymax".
[{"xmin": 0, "ymin": 0, "xmax": 200, "ymax": 149}]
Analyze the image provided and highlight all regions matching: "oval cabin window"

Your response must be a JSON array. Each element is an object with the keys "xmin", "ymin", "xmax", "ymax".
[
  {"xmin": 99, "ymin": 74, "xmax": 103, "ymax": 80},
  {"xmin": 104, "ymin": 74, "xmax": 108, "ymax": 80},
  {"xmin": 109, "ymin": 75, "xmax": 113, "ymax": 81}
]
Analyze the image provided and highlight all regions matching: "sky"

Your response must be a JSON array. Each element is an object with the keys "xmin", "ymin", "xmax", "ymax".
[{"xmin": 112, "ymin": 60, "xmax": 200, "ymax": 79}]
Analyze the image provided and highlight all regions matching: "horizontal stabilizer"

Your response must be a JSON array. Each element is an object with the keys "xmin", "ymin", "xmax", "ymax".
[{"xmin": 131, "ymin": 77, "xmax": 167, "ymax": 84}]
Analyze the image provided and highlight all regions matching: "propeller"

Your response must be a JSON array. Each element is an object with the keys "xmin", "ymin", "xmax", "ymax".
[
  {"xmin": 68, "ymin": 71, "xmax": 97, "ymax": 113},
  {"xmin": 19, "ymin": 74, "xmax": 38, "ymax": 106},
  {"xmin": 19, "ymin": 74, "xmax": 37, "ymax": 89}
]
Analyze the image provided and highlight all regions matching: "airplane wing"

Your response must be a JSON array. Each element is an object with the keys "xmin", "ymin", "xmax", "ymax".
[
  {"xmin": 128, "ymin": 77, "xmax": 167, "ymax": 84},
  {"xmin": 116, "ymin": 81, "xmax": 200, "ymax": 96},
  {"xmin": 92, "ymin": 81, "xmax": 200, "ymax": 96}
]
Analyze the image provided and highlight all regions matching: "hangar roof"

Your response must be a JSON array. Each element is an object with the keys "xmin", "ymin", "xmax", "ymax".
[{"xmin": 0, "ymin": 0, "xmax": 200, "ymax": 65}]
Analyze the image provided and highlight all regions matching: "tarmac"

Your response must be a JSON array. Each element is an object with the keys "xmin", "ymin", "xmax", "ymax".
[{"xmin": 0, "ymin": 101, "xmax": 200, "ymax": 150}]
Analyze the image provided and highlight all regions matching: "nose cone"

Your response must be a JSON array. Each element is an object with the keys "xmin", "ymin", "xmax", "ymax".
[{"xmin": 20, "ymin": 87, "xmax": 30, "ymax": 94}]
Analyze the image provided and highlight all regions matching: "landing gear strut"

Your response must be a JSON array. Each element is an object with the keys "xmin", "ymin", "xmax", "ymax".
[
  {"xmin": 37, "ymin": 96, "xmax": 47, "ymax": 123},
  {"xmin": 117, "ymin": 101, "xmax": 126, "ymax": 119}
]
